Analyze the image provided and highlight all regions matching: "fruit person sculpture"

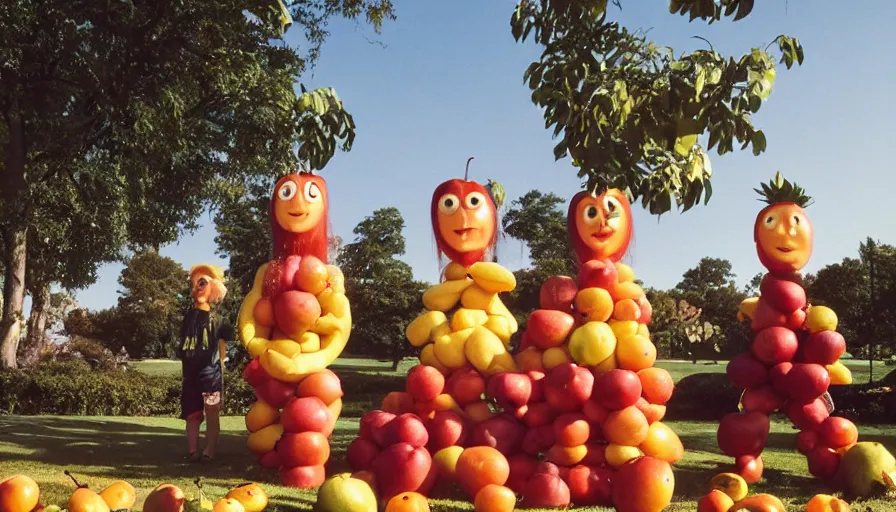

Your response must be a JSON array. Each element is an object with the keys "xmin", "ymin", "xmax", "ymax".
[
  {"xmin": 178, "ymin": 263, "xmax": 232, "ymax": 463},
  {"xmin": 718, "ymin": 172, "xmax": 858, "ymax": 485},
  {"xmin": 238, "ymin": 171, "xmax": 351, "ymax": 488}
]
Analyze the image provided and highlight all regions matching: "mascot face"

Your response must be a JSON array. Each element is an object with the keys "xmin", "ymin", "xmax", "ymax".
[
  {"xmin": 431, "ymin": 178, "xmax": 497, "ymax": 267},
  {"xmin": 568, "ymin": 188, "xmax": 633, "ymax": 263}
]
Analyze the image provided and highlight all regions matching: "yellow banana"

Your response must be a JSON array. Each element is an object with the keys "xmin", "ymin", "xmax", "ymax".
[
  {"xmin": 422, "ymin": 278, "xmax": 474, "ymax": 311},
  {"xmin": 467, "ymin": 261, "xmax": 516, "ymax": 293},
  {"xmin": 487, "ymin": 297, "xmax": 519, "ymax": 333},
  {"xmin": 465, "ymin": 326, "xmax": 518, "ymax": 375},
  {"xmin": 738, "ymin": 296, "xmax": 759, "ymax": 320},
  {"xmin": 318, "ymin": 289, "xmax": 349, "ymax": 317},
  {"xmin": 238, "ymin": 263, "xmax": 270, "ymax": 349},
  {"xmin": 420, "ymin": 343, "xmax": 450, "ymax": 374},
  {"xmin": 260, "ymin": 328, "xmax": 349, "ymax": 382},
  {"xmin": 433, "ymin": 328, "xmax": 474, "ymax": 369},
  {"xmin": 326, "ymin": 265, "xmax": 345, "ymax": 294},
  {"xmin": 312, "ymin": 312, "xmax": 345, "ymax": 336},
  {"xmin": 461, "ymin": 284, "xmax": 499, "ymax": 311},
  {"xmin": 406, "ymin": 311, "xmax": 449, "ymax": 347},
  {"xmin": 430, "ymin": 321, "xmax": 452, "ymax": 341},
  {"xmin": 298, "ymin": 331, "xmax": 321, "ymax": 352},
  {"xmin": 450, "ymin": 308, "xmax": 489, "ymax": 331},
  {"xmin": 443, "ymin": 262, "xmax": 468, "ymax": 281},
  {"xmin": 268, "ymin": 339, "xmax": 303, "ymax": 358},
  {"xmin": 483, "ymin": 314, "xmax": 512, "ymax": 344}
]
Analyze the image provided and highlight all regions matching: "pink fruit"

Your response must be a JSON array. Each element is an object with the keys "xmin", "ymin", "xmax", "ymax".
[
  {"xmin": 566, "ymin": 465, "xmax": 614, "ymax": 507},
  {"xmin": 279, "ymin": 464, "xmax": 325, "ymax": 488},
  {"xmin": 540, "ymin": 276, "xmax": 578, "ymax": 312},
  {"xmin": 258, "ymin": 450, "xmax": 281, "ymax": 469},
  {"xmin": 785, "ymin": 363, "xmax": 831, "ymax": 402},
  {"xmin": 740, "ymin": 385, "xmax": 786, "ymax": 415},
  {"xmin": 243, "ymin": 359, "xmax": 269, "ymax": 388},
  {"xmin": 507, "ymin": 454, "xmax": 539, "ymax": 493},
  {"xmin": 594, "ymin": 369, "xmax": 642, "ymax": 410},
  {"xmin": 637, "ymin": 296, "xmax": 653, "ymax": 325},
  {"xmin": 273, "ymin": 290, "xmax": 321, "ymax": 339},
  {"xmin": 802, "ymin": 331, "xmax": 847, "ymax": 366},
  {"xmin": 359, "ymin": 411, "xmax": 396, "ymax": 446},
  {"xmin": 522, "ymin": 472, "xmax": 571, "ymax": 508},
  {"xmin": 760, "ymin": 275, "xmax": 807, "ymax": 313},
  {"xmin": 735, "ymin": 454, "xmax": 764, "ymax": 484},
  {"xmin": 807, "ymin": 446, "xmax": 840, "ymax": 479},
  {"xmin": 383, "ymin": 413, "xmax": 429, "ymax": 448},
  {"xmin": 471, "ymin": 415, "xmax": 525, "ymax": 456},
  {"xmin": 717, "ymin": 411, "xmax": 770, "ymax": 458},
  {"xmin": 726, "ymin": 353, "xmax": 770, "ymax": 390},
  {"xmin": 751, "ymin": 299, "xmax": 789, "ymax": 331},
  {"xmin": 521, "ymin": 402, "xmax": 557, "ymax": 428},
  {"xmin": 446, "ymin": 368, "xmax": 487, "ymax": 406},
  {"xmin": 347, "ymin": 437, "xmax": 380, "ymax": 471},
  {"xmin": 527, "ymin": 310, "xmax": 576, "ymax": 349},
  {"xmin": 281, "ymin": 396, "xmax": 334, "ymax": 435},
  {"xmin": 255, "ymin": 378, "xmax": 295, "ymax": 408},
  {"xmin": 577, "ymin": 259, "xmax": 619, "ymax": 290},
  {"xmin": 522, "ymin": 425, "xmax": 556, "ymax": 456},
  {"xmin": 295, "ymin": 255, "xmax": 329, "ymax": 295},
  {"xmin": 528, "ymin": 370, "xmax": 546, "ymax": 402},
  {"xmin": 426, "ymin": 411, "xmax": 468, "ymax": 450},
  {"xmin": 751, "ymin": 326, "xmax": 799, "ymax": 365},
  {"xmin": 372, "ymin": 442, "xmax": 435, "ymax": 501},
  {"xmin": 487, "ymin": 372, "xmax": 533, "ymax": 408},
  {"xmin": 769, "ymin": 362, "xmax": 793, "ymax": 394},
  {"xmin": 786, "ymin": 398, "xmax": 830, "ymax": 431},
  {"xmin": 406, "ymin": 365, "xmax": 446, "ymax": 402},
  {"xmin": 544, "ymin": 363, "xmax": 594, "ymax": 413}
]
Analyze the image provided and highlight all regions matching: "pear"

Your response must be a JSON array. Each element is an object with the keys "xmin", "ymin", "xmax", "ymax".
[{"xmin": 836, "ymin": 441, "xmax": 896, "ymax": 497}]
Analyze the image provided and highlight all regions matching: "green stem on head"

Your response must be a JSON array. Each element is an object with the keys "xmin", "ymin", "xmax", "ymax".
[{"xmin": 465, "ymin": 157, "xmax": 475, "ymax": 181}]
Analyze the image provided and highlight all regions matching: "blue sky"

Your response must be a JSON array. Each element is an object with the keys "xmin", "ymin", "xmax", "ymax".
[{"xmin": 68, "ymin": 0, "xmax": 896, "ymax": 312}]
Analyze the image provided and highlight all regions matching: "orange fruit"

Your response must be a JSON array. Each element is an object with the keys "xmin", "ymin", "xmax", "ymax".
[
  {"xmin": 297, "ymin": 369, "xmax": 343, "ymax": 405},
  {"xmin": 806, "ymin": 494, "xmax": 851, "ymax": 512},
  {"xmin": 634, "ymin": 397, "xmax": 666, "ymax": 424},
  {"xmin": 385, "ymin": 492, "xmax": 430, "ymax": 512},
  {"xmin": 636, "ymin": 368, "xmax": 675, "ymax": 405},
  {"xmin": 0, "ymin": 475, "xmax": 40, "ymax": 512},
  {"xmin": 730, "ymin": 494, "xmax": 786, "ymax": 511},
  {"xmin": 612, "ymin": 456, "xmax": 674, "ymax": 512},
  {"xmin": 464, "ymin": 401, "xmax": 494, "ymax": 423},
  {"xmin": 546, "ymin": 444, "xmax": 588, "ymax": 466},
  {"xmin": 456, "ymin": 446, "xmax": 511, "ymax": 497},
  {"xmin": 382, "ymin": 391, "xmax": 415, "ymax": 415},
  {"xmin": 709, "ymin": 472, "xmax": 748, "ymax": 502},
  {"xmin": 615, "ymin": 335, "xmax": 656, "ymax": 372},
  {"xmin": 697, "ymin": 490, "xmax": 735, "ymax": 512},
  {"xmin": 610, "ymin": 281, "xmax": 644, "ymax": 302},
  {"xmin": 639, "ymin": 421, "xmax": 683, "ymax": 464},
  {"xmin": 515, "ymin": 348, "xmax": 545, "ymax": 372},
  {"xmin": 553, "ymin": 413, "xmax": 590, "ymax": 447},
  {"xmin": 542, "ymin": 347, "xmax": 571, "ymax": 369},
  {"xmin": 473, "ymin": 484, "xmax": 516, "ymax": 512},
  {"xmin": 818, "ymin": 416, "xmax": 859, "ymax": 450},
  {"xmin": 613, "ymin": 299, "xmax": 641, "ymax": 322},
  {"xmin": 602, "ymin": 405, "xmax": 649, "ymax": 446}
]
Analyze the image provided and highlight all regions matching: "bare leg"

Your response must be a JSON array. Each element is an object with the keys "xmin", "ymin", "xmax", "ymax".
[
  {"xmin": 202, "ymin": 392, "xmax": 222, "ymax": 459},
  {"xmin": 186, "ymin": 412, "xmax": 203, "ymax": 458}
]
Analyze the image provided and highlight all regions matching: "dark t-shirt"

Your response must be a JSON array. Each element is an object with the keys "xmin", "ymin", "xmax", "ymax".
[{"xmin": 178, "ymin": 308, "xmax": 234, "ymax": 382}]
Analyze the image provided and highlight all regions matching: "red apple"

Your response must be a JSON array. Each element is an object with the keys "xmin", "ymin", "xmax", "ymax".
[
  {"xmin": 769, "ymin": 362, "xmax": 793, "ymax": 394},
  {"xmin": 751, "ymin": 326, "xmax": 799, "ymax": 365},
  {"xmin": 446, "ymin": 367, "xmax": 487, "ymax": 405},
  {"xmin": 528, "ymin": 371, "xmax": 546, "ymax": 402},
  {"xmin": 276, "ymin": 431, "xmax": 330, "ymax": 467},
  {"xmin": 818, "ymin": 416, "xmax": 859, "ymax": 449},
  {"xmin": 577, "ymin": 259, "xmax": 619, "ymax": 290},
  {"xmin": 807, "ymin": 446, "xmax": 840, "ymax": 479},
  {"xmin": 521, "ymin": 401, "xmax": 557, "ymax": 428},
  {"xmin": 553, "ymin": 413, "xmax": 590, "ymax": 448},
  {"xmin": 382, "ymin": 391, "xmax": 415, "ymax": 415},
  {"xmin": 258, "ymin": 450, "xmax": 281, "ymax": 469},
  {"xmin": 726, "ymin": 353, "xmax": 770, "ymax": 390},
  {"xmin": 735, "ymin": 454, "xmax": 764, "ymax": 484},
  {"xmin": 760, "ymin": 274, "xmax": 807, "ymax": 313},
  {"xmin": 243, "ymin": 359, "xmax": 269, "ymax": 388},
  {"xmin": 582, "ymin": 443, "xmax": 608, "ymax": 465},
  {"xmin": 593, "ymin": 369, "xmax": 642, "ymax": 410},
  {"xmin": 522, "ymin": 472, "xmax": 571, "ymax": 508},
  {"xmin": 785, "ymin": 398, "xmax": 830, "ymax": 431},
  {"xmin": 796, "ymin": 430, "xmax": 819, "ymax": 454},
  {"xmin": 487, "ymin": 372, "xmax": 533, "ymax": 408},
  {"xmin": 262, "ymin": 255, "xmax": 301, "ymax": 297},
  {"xmin": 802, "ymin": 331, "xmax": 847, "ymax": 366},
  {"xmin": 751, "ymin": 299, "xmax": 789, "ymax": 331},
  {"xmin": 347, "ymin": 437, "xmax": 380, "ymax": 471},
  {"xmin": 787, "ymin": 308, "xmax": 807, "ymax": 331},
  {"xmin": 540, "ymin": 276, "xmax": 578, "ymax": 312},
  {"xmin": 406, "ymin": 365, "xmax": 446, "ymax": 402},
  {"xmin": 471, "ymin": 415, "xmax": 525, "ymax": 455},
  {"xmin": 279, "ymin": 464, "xmax": 325, "ymax": 488},
  {"xmin": 372, "ymin": 442, "xmax": 434, "ymax": 501},
  {"xmin": 717, "ymin": 411, "xmax": 770, "ymax": 458},
  {"xmin": 255, "ymin": 377, "xmax": 296, "ymax": 409},
  {"xmin": 273, "ymin": 290, "xmax": 321, "ymax": 339},
  {"xmin": 637, "ymin": 296, "xmax": 653, "ymax": 325},
  {"xmin": 383, "ymin": 413, "xmax": 429, "ymax": 448},
  {"xmin": 359, "ymin": 411, "xmax": 396, "ymax": 446},
  {"xmin": 295, "ymin": 255, "xmax": 329, "ymax": 295},
  {"xmin": 566, "ymin": 465, "xmax": 614, "ymax": 507},
  {"xmin": 583, "ymin": 400, "xmax": 610, "ymax": 427},
  {"xmin": 785, "ymin": 363, "xmax": 830, "ymax": 402},
  {"xmin": 740, "ymin": 385, "xmax": 786, "ymax": 415},
  {"xmin": 527, "ymin": 310, "xmax": 576, "ymax": 349},
  {"xmin": 522, "ymin": 424, "xmax": 556, "ymax": 456},
  {"xmin": 545, "ymin": 363, "xmax": 594, "ymax": 413},
  {"xmin": 426, "ymin": 411, "xmax": 468, "ymax": 450},
  {"xmin": 507, "ymin": 454, "xmax": 539, "ymax": 493},
  {"xmin": 281, "ymin": 396, "xmax": 334, "ymax": 435}
]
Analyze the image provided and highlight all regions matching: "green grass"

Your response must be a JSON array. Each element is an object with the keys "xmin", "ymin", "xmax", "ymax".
[{"xmin": 1, "ymin": 415, "xmax": 895, "ymax": 511}]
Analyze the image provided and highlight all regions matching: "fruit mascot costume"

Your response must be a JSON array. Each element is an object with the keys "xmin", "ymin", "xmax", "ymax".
[
  {"xmin": 238, "ymin": 171, "xmax": 352, "ymax": 488},
  {"xmin": 717, "ymin": 172, "xmax": 882, "ymax": 489},
  {"xmin": 179, "ymin": 263, "xmax": 232, "ymax": 463}
]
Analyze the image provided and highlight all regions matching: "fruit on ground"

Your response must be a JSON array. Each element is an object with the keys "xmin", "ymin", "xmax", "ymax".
[
  {"xmin": 808, "ymin": 447, "xmax": 841, "ymax": 479},
  {"xmin": 729, "ymin": 493, "xmax": 786, "ymax": 511},
  {"xmin": 225, "ymin": 482, "xmax": 268, "ymax": 512},
  {"xmin": 280, "ymin": 465, "xmax": 326, "ymax": 488},
  {"xmin": 566, "ymin": 465, "xmax": 613, "ymax": 507},
  {"xmin": 709, "ymin": 472, "xmax": 749, "ymax": 502},
  {"xmin": 456, "ymin": 446, "xmax": 511, "ymax": 498},
  {"xmin": 805, "ymin": 494, "xmax": 851, "ymax": 512},
  {"xmin": 213, "ymin": 498, "xmax": 246, "ymax": 512},
  {"xmin": 735, "ymin": 454, "xmax": 764, "ymax": 484},
  {"xmin": 473, "ymin": 484, "xmax": 516, "ymax": 512},
  {"xmin": 717, "ymin": 412, "xmax": 771, "ymax": 458},
  {"xmin": 835, "ymin": 441, "xmax": 896, "ymax": 497},
  {"xmin": 143, "ymin": 484, "xmax": 186, "ymax": 512},
  {"xmin": 315, "ymin": 473, "xmax": 378, "ymax": 512},
  {"xmin": 697, "ymin": 490, "xmax": 735, "ymax": 512},
  {"xmin": 819, "ymin": 416, "xmax": 859, "ymax": 450},
  {"xmin": 69, "ymin": 485, "xmax": 110, "ymax": 512},
  {"xmin": 99, "ymin": 480, "xmax": 136, "ymax": 511},
  {"xmin": 384, "ymin": 492, "xmax": 430, "ymax": 512},
  {"xmin": 612, "ymin": 456, "xmax": 674, "ymax": 512},
  {"xmin": 347, "ymin": 438, "xmax": 380, "ymax": 471},
  {"xmin": 0, "ymin": 475, "xmax": 41, "ymax": 512}
]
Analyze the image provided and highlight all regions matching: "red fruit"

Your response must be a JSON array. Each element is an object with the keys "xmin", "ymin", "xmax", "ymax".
[
  {"xmin": 281, "ymin": 396, "xmax": 334, "ymax": 435},
  {"xmin": 528, "ymin": 371, "xmax": 546, "ymax": 402},
  {"xmin": 279, "ymin": 465, "xmax": 325, "ymax": 488},
  {"xmin": 446, "ymin": 368, "xmax": 487, "ymax": 406},
  {"xmin": 347, "ymin": 438, "xmax": 380, "ymax": 471},
  {"xmin": 818, "ymin": 416, "xmax": 859, "ymax": 449},
  {"xmin": 359, "ymin": 411, "xmax": 396, "ymax": 446},
  {"xmin": 796, "ymin": 430, "xmax": 819, "ymax": 454},
  {"xmin": 372, "ymin": 443, "xmax": 436, "ymax": 501},
  {"xmin": 785, "ymin": 363, "xmax": 831, "ymax": 402},
  {"xmin": 487, "ymin": 373, "xmax": 533, "ymax": 408},
  {"xmin": 566, "ymin": 465, "xmax": 614, "ymax": 507},
  {"xmin": 736, "ymin": 454, "xmax": 764, "ymax": 484},
  {"xmin": 717, "ymin": 411, "xmax": 770, "ymax": 458},
  {"xmin": 553, "ymin": 413, "xmax": 590, "ymax": 447},
  {"xmin": 382, "ymin": 391, "xmax": 415, "ymax": 415},
  {"xmin": 522, "ymin": 425, "xmax": 556, "ymax": 456},
  {"xmin": 593, "ymin": 369, "xmax": 642, "ymax": 410},
  {"xmin": 426, "ymin": 411, "xmax": 468, "ymax": 450},
  {"xmin": 807, "ymin": 446, "xmax": 840, "ymax": 479},
  {"xmin": 751, "ymin": 299, "xmax": 789, "ymax": 331},
  {"xmin": 760, "ymin": 275, "xmax": 807, "ymax": 313},
  {"xmin": 634, "ymin": 397, "xmax": 666, "ymax": 425},
  {"xmin": 788, "ymin": 308, "xmax": 807, "ymax": 331},
  {"xmin": 577, "ymin": 259, "xmax": 619, "ymax": 290},
  {"xmin": 527, "ymin": 310, "xmax": 576, "ymax": 349},
  {"xmin": 540, "ymin": 276, "xmax": 578, "ymax": 312},
  {"xmin": 802, "ymin": 331, "xmax": 847, "ymax": 366},
  {"xmin": 472, "ymin": 415, "xmax": 525, "ymax": 456},
  {"xmin": 751, "ymin": 326, "xmax": 799, "ymax": 365},
  {"xmin": 384, "ymin": 413, "xmax": 429, "ymax": 448},
  {"xmin": 506, "ymin": 455, "xmax": 539, "ymax": 493},
  {"xmin": 521, "ymin": 473, "xmax": 571, "ymax": 508},
  {"xmin": 612, "ymin": 456, "xmax": 674, "ymax": 512},
  {"xmin": 769, "ymin": 362, "xmax": 793, "ymax": 393},
  {"xmin": 637, "ymin": 296, "xmax": 653, "ymax": 325},
  {"xmin": 583, "ymin": 400, "xmax": 610, "ymax": 426},
  {"xmin": 740, "ymin": 385, "xmax": 786, "ymax": 415},
  {"xmin": 544, "ymin": 363, "xmax": 594, "ymax": 413},
  {"xmin": 243, "ymin": 359, "xmax": 268, "ymax": 388},
  {"xmin": 255, "ymin": 378, "xmax": 296, "ymax": 409},
  {"xmin": 258, "ymin": 450, "xmax": 281, "ymax": 469},
  {"xmin": 726, "ymin": 353, "xmax": 770, "ymax": 390},
  {"xmin": 785, "ymin": 398, "xmax": 830, "ymax": 431},
  {"xmin": 521, "ymin": 402, "xmax": 557, "ymax": 428},
  {"xmin": 273, "ymin": 290, "xmax": 321, "ymax": 338},
  {"xmin": 535, "ymin": 461, "xmax": 560, "ymax": 476},
  {"xmin": 581, "ymin": 443, "xmax": 608, "ymax": 466},
  {"xmin": 276, "ymin": 431, "xmax": 330, "ymax": 467},
  {"xmin": 406, "ymin": 365, "xmax": 446, "ymax": 402}
]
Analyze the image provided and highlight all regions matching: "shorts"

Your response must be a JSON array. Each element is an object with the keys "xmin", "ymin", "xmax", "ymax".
[{"xmin": 181, "ymin": 366, "xmax": 223, "ymax": 421}]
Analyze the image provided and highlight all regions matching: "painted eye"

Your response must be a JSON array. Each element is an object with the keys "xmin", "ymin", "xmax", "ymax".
[
  {"xmin": 197, "ymin": 278, "xmax": 208, "ymax": 288},
  {"xmin": 465, "ymin": 192, "xmax": 486, "ymax": 209},
  {"xmin": 304, "ymin": 181, "xmax": 322, "ymax": 203},
  {"xmin": 792, "ymin": 215, "xmax": 801, "ymax": 225},
  {"xmin": 438, "ymin": 194, "xmax": 460, "ymax": 215},
  {"xmin": 763, "ymin": 214, "xmax": 778, "ymax": 229},
  {"xmin": 604, "ymin": 197, "xmax": 621, "ymax": 214},
  {"xmin": 277, "ymin": 181, "xmax": 297, "ymax": 201},
  {"xmin": 582, "ymin": 204, "xmax": 601, "ymax": 225}
]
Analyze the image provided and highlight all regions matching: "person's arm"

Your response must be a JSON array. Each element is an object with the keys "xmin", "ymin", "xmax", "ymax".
[{"xmin": 215, "ymin": 321, "xmax": 236, "ymax": 365}]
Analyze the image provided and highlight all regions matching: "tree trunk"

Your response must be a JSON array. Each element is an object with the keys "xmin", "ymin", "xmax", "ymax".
[
  {"xmin": 1, "ymin": 228, "xmax": 27, "ymax": 369},
  {"xmin": 21, "ymin": 283, "xmax": 50, "ymax": 366}
]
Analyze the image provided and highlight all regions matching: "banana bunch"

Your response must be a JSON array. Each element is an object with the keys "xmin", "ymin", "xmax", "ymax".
[
  {"xmin": 405, "ymin": 261, "xmax": 520, "ymax": 377},
  {"xmin": 238, "ymin": 261, "xmax": 352, "ymax": 383}
]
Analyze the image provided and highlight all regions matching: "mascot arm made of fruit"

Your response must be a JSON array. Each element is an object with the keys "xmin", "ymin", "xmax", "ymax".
[
  {"xmin": 406, "ymin": 158, "xmax": 518, "ymax": 376},
  {"xmin": 237, "ymin": 172, "xmax": 352, "ymax": 382}
]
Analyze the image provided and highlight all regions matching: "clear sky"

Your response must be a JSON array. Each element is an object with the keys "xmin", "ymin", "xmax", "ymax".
[{"xmin": 68, "ymin": 0, "xmax": 896, "ymax": 313}]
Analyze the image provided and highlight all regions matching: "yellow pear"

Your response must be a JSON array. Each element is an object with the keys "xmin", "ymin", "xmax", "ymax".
[
  {"xmin": 450, "ymin": 308, "xmax": 489, "ymax": 331},
  {"xmin": 433, "ymin": 328, "xmax": 474, "ymax": 369},
  {"xmin": 420, "ymin": 344, "xmax": 449, "ymax": 374},
  {"xmin": 568, "ymin": 321, "xmax": 617, "ymax": 366},
  {"xmin": 487, "ymin": 298, "xmax": 519, "ymax": 333},
  {"xmin": 465, "ymin": 326, "xmax": 518, "ymax": 375},
  {"xmin": 422, "ymin": 279, "xmax": 474, "ymax": 311},
  {"xmin": 406, "ymin": 310, "xmax": 449, "ymax": 347},
  {"xmin": 483, "ymin": 315, "xmax": 512, "ymax": 344},
  {"xmin": 467, "ymin": 262, "xmax": 516, "ymax": 293},
  {"xmin": 461, "ymin": 284, "xmax": 499, "ymax": 311}
]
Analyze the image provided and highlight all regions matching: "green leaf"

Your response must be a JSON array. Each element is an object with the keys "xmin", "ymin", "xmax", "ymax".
[
  {"xmin": 751, "ymin": 130, "xmax": 767, "ymax": 156},
  {"xmin": 695, "ymin": 68, "xmax": 706, "ymax": 99}
]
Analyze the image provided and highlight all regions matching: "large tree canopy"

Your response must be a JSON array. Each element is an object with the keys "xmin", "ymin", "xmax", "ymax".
[{"xmin": 511, "ymin": 0, "xmax": 804, "ymax": 215}]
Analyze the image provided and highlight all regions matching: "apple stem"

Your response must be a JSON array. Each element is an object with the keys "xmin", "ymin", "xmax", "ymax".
[
  {"xmin": 465, "ymin": 157, "xmax": 475, "ymax": 181},
  {"xmin": 63, "ymin": 470, "xmax": 87, "ymax": 489},
  {"xmin": 194, "ymin": 477, "xmax": 202, "ymax": 490}
]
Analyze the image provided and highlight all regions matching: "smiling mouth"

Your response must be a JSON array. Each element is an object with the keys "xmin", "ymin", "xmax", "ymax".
[
  {"xmin": 454, "ymin": 228, "xmax": 475, "ymax": 236},
  {"xmin": 777, "ymin": 247, "xmax": 794, "ymax": 253},
  {"xmin": 288, "ymin": 212, "xmax": 308, "ymax": 218},
  {"xmin": 592, "ymin": 230, "xmax": 614, "ymax": 241}
]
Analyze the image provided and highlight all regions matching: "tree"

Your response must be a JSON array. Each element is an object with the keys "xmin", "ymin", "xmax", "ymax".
[
  {"xmin": 676, "ymin": 257, "xmax": 735, "ymax": 293},
  {"xmin": 337, "ymin": 207, "xmax": 427, "ymax": 368},
  {"xmin": 18, "ymin": 289, "xmax": 78, "ymax": 365},
  {"xmin": 0, "ymin": 0, "xmax": 395, "ymax": 368},
  {"xmin": 511, "ymin": 1, "xmax": 804, "ymax": 214}
]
